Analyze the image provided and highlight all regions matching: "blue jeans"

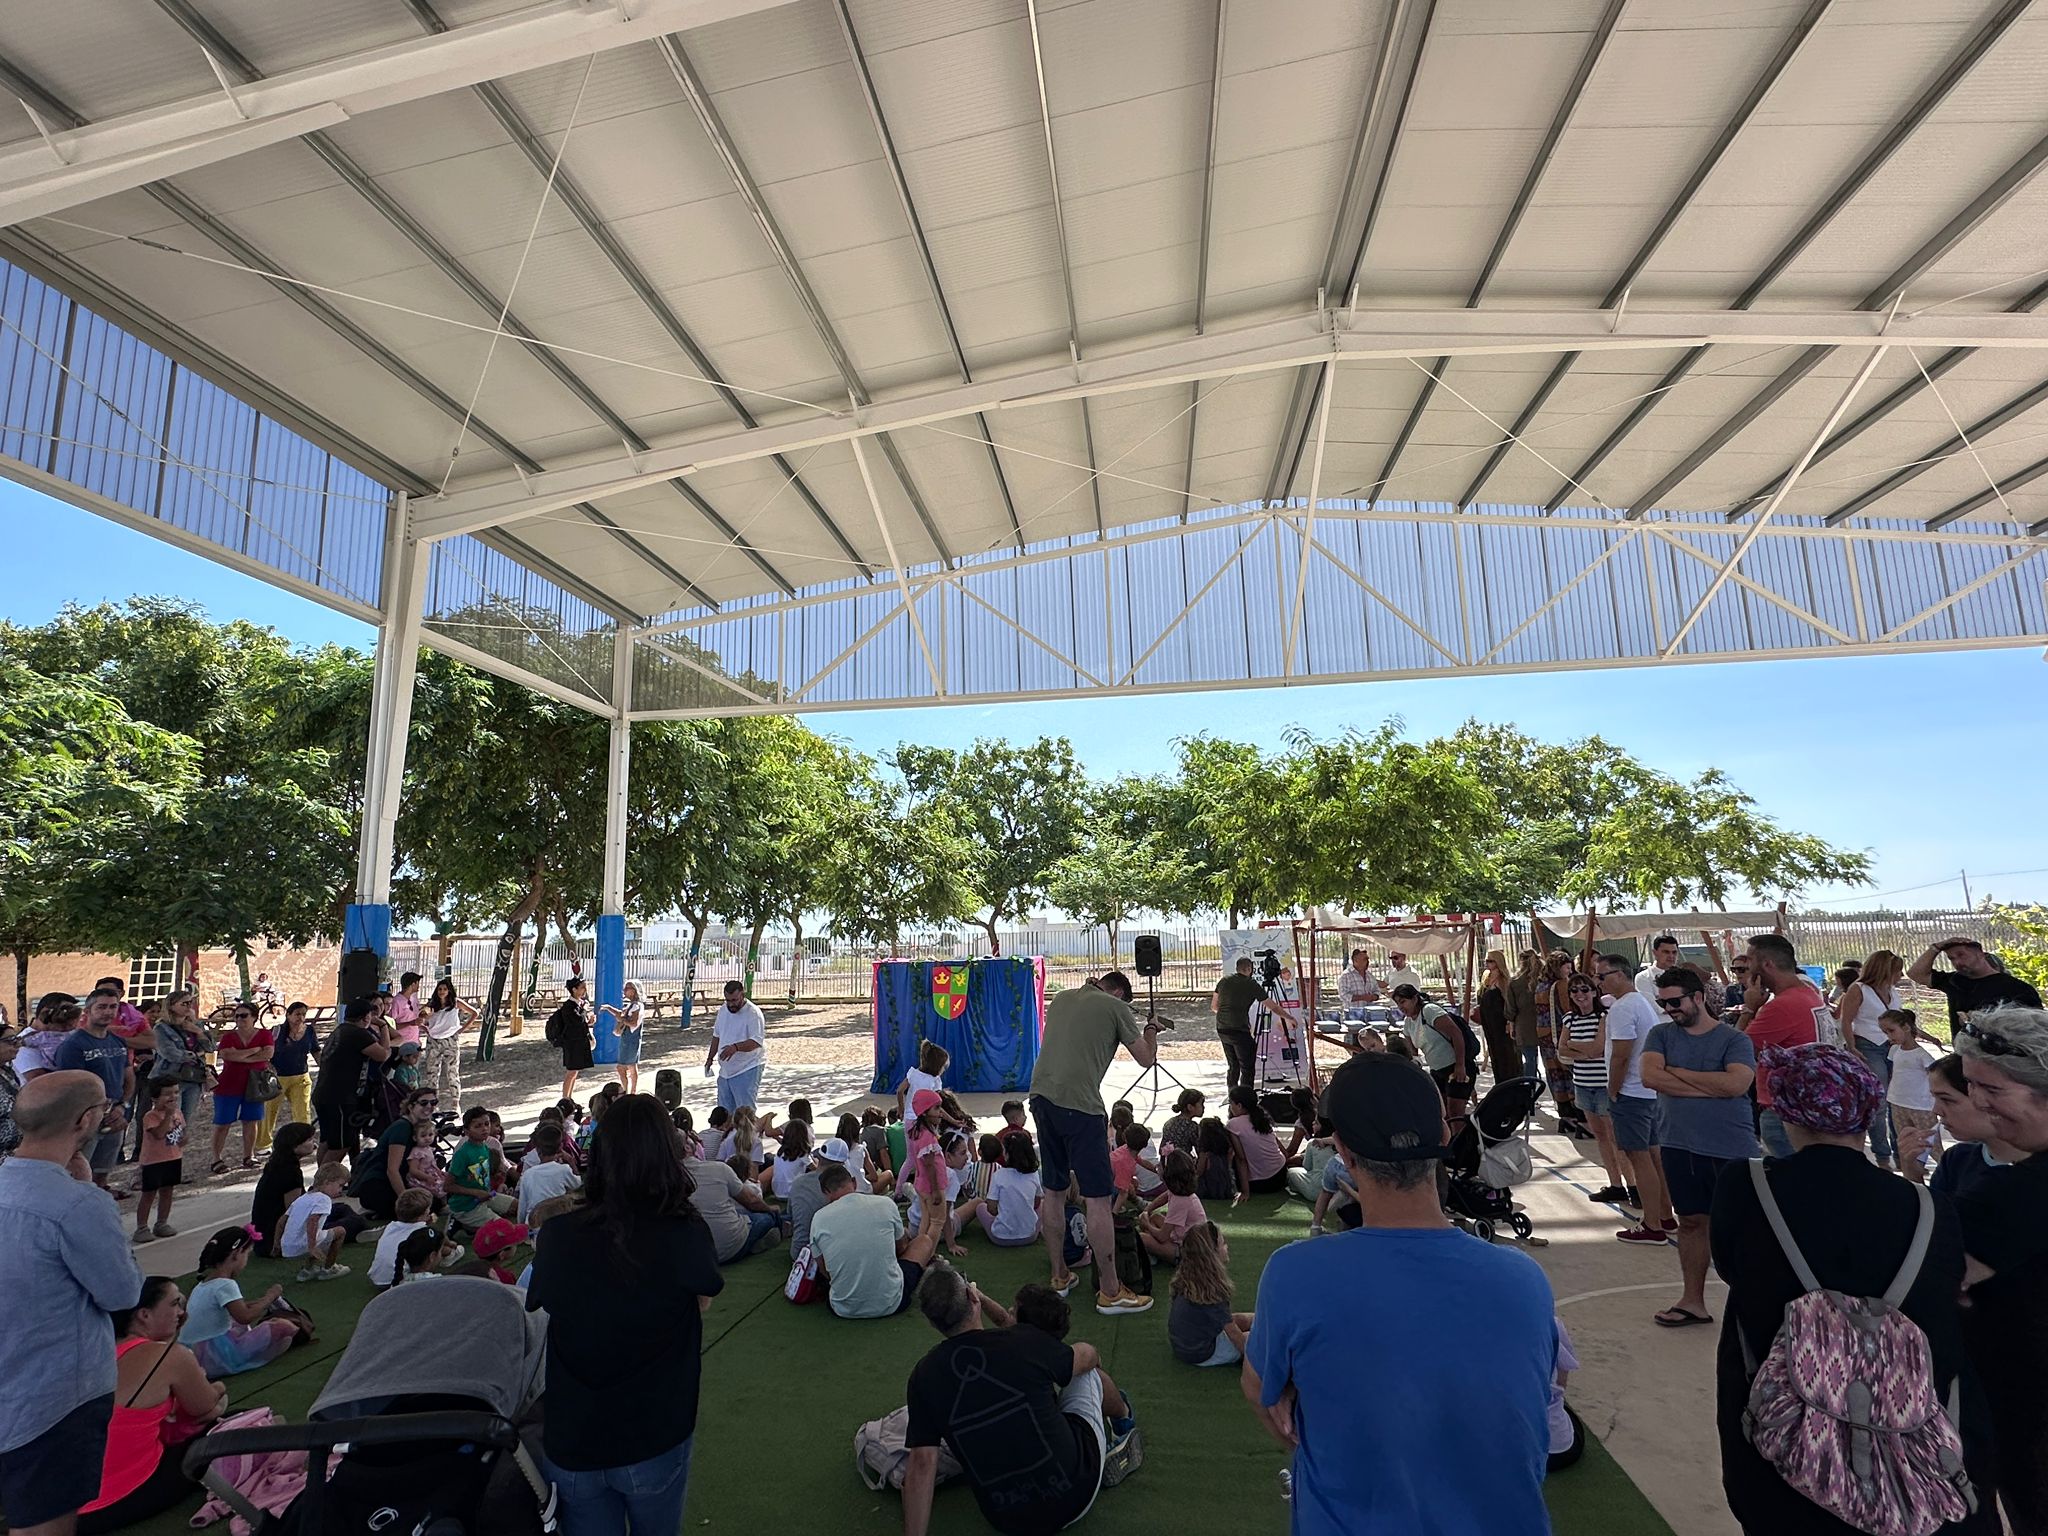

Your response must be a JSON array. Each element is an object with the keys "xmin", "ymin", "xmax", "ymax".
[
  {"xmin": 1522, "ymin": 1047, "xmax": 1543, "ymax": 1084},
  {"xmin": 542, "ymin": 1435, "xmax": 693, "ymax": 1536},
  {"xmin": 721, "ymin": 1209, "xmax": 780, "ymax": 1264},
  {"xmin": 1851, "ymin": 1038, "xmax": 1896, "ymax": 1162},
  {"xmin": 1758, "ymin": 1107, "xmax": 1795, "ymax": 1160},
  {"xmin": 715, "ymin": 1063, "xmax": 763, "ymax": 1113}
]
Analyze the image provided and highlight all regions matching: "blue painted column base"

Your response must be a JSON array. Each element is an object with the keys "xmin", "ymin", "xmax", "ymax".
[{"xmin": 594, "ymin": 913, "xmax": 626, "ymax": 1066}]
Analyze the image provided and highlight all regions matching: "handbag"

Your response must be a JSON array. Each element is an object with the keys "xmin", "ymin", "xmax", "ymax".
[
  {"xmin": 246, "ymin": 1065, "xmax": 283, "ymax": 1103},
  {"xmin": 784, "ymin": 1243, "xmax": 822, "ymax": 1304}
]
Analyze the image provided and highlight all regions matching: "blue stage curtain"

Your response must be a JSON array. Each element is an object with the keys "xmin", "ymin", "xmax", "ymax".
[{"xmin": 871, "ymin": 958, "xmax": 1043, "ymax": 1094}]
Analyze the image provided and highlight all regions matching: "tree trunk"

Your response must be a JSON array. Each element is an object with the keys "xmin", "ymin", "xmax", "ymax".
[
  {"xmin": 12, "ymin": 943, "xmax": 29, "ymax": 1029},
  {"xmin": 788, "ymin": 915, "xmax": 804, "ymax": 1006},
  {"xmin": 1228, "ymin": 905, "xmax": 1242, "ymax": 930},
  {"xmin": 232, "ymin": 940, "xmax": 253, "ymax": 1002},
  {"xmin": 981, "ymin": 916, "xmax": 1001, "ymax": 957},
  {"xmin": 744, "ymin": 919, "xmax": 766, "ymax": 998},
  {"xmin": 679, "ymin": 912, "xmax": 705, "ymax": 1030},
  {"xmin": 478, "ymin": 870, "xmax": 546, "ymax": 1062},
  {"xmin": 552, "ymin": 897, "xmax": 580, "ymax": 977},
  {"xmin": 1106, "ymin": 919, "xmax": 1120, "ymax": 951}
]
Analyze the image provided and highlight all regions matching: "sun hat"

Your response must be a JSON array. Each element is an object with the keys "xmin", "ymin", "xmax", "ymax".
[
  {"xmin": 911, "ymin": 1089, "xmax": 943, "ymax": 1117},
  {"xmin": 815, "ymin": 1136, "xmax": 852, "ymax": 1164},
  {"xmin": 471, "ymin": 1217, "xmax": 531, "ymax": 1259}
]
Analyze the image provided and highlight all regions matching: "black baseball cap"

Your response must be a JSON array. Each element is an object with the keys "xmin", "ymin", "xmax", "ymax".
[{"xmin": 1321, "ymin": 1053, "xmax": 1447, "ymax": 1163}]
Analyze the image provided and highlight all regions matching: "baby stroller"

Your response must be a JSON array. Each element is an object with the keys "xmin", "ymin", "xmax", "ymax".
[
  {"xmin": 1443, "ymin": 1076, "xmax": 1546, "ymax": 1247},
  {"xmin": 184, "ymin": 1277, "xmax": 554, "ymax": 1535}
]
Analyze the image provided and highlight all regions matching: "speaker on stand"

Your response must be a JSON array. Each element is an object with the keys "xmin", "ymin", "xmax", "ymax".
[{"xmin": 1119, "ymin": 934, "xmax": 1187, "ymax": 1116}]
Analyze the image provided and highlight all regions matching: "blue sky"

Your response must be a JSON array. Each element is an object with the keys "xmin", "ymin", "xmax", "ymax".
[{"xmin": 8, "ymin": 480, "xmax": 2044, "ymax": 912}]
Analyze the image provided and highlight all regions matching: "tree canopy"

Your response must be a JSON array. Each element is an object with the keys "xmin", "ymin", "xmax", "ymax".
[{"xmin": 0, "ymin": 600, "xmax": 1878, "ymax": 1008}]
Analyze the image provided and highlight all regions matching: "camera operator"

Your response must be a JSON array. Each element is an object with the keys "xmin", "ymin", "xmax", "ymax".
[{"xmin": 1212, "ymin": 956, "xmax": 1299, "ymax": 1096}]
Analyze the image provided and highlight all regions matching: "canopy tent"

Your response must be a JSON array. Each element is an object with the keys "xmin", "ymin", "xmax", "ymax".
[
  {"xmin": 1533, "ymin": 908, "xmax": 1787, "ymax": 945},
  {"xmin": 4, "ymin": 0, "xmax": 2047, "ymax": 1014}
]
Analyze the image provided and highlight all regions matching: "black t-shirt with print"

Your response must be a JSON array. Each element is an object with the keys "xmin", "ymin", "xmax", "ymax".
[
  {"xmin": 904, "ymin": 1326, "xmax": 1100, "ymax": 1535},
  {"xmin": 1211, "ymin": 973, "xmax": 1269, "ymax": 1034},
  {"xmin": 1926, "ymin": 969, "xmax": 2043, "ymax": 1028}
]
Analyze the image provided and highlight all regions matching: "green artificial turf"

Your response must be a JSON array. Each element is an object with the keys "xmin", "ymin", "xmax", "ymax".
[{"xmin": 126, "ymin": 1207, "xmax": 1672, "ymax": 1536}]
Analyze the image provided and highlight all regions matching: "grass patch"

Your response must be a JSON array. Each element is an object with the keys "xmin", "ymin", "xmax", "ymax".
[{"xmin": 129, "ymin": 1208, "xmax": 1670, "ymax": 1536}]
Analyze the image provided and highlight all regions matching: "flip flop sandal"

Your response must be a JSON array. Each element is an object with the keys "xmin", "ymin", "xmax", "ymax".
[
  {"xmin": 1653, "ymin": 1308, "xmax": 1714, "ymax": 1328},
  {"xmin": 240, "ymin": 1159, "xmax": 258, "ymax": 1170},
  {"xmin": 210, "ymin": 1160, "xmax": 229, "ymax": 1175}
]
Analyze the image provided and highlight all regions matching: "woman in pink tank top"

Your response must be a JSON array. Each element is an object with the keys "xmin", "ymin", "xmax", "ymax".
[{"xmin": 78, "ymin": 1278, "xmax": 226, "ymax": 1534}]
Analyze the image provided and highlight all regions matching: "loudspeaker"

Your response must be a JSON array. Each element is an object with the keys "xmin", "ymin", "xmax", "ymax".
[
  {"xmin": 338, "ymin": 947, "xmax": 382, "ymax": 1006},
  {"xmin": 654, "ymin": 1068, "xmax": 684, "ymax": 1110},
  {"xmin": 1133, "ymin": 934, "xmax": 1163, "ymax": 978}
]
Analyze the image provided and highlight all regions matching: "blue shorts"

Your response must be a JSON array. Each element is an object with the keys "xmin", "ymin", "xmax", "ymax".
[
  {"xmin": 1609, "ymin": 1094, "xmax": 1661, "ymax": 1153},
  {"xmin": 1199, "ymin": 1329, "xmax": 1242, "ymax": 1368},
  {"xmin": 1030, "ymin": 1095, "xmax": 1115, "ymax": 1200},
  {"xmin": 213, "ymin": 1093, "xmax": 264, "ymax": 1125},
  {"xmin": 1575, "ymin": 1083, "xmax": 1612, "ymax": 1117},
  {"xmin": 0, "ymin": 1392, "xmax": 111, "ymax": 1528}
]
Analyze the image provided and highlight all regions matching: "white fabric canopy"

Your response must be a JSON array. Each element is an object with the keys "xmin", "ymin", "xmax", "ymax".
[
  {"xmin": 1535, "ymin": 911, "xmax": 1783, "ymax": 944},
  {"xmin": 1297, "ymin": 910, "xmax": 1484, "ymax": 958}
]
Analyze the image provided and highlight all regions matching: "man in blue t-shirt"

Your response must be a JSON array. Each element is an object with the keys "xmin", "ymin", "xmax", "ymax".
[
  {"xmin": 1245, "ymin": 1052, "xmax": 1556, "ymax": 1535},
  {"xmin": 51, "ymin": 991, "xmax": 135, "ymax": 1194},
  {"xmin": 1639, "ymin": 967, "xmax": 1758, "ymax": 1329}
]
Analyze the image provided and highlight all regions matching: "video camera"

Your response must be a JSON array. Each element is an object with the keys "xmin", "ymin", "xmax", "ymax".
[{"xmin": 1251, "ymin": 947, "xmax": 1284, "ymax": 986}]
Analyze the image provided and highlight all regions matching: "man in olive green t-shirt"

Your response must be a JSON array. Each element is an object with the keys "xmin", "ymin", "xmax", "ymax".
[{"xmin": 1027, "ymin": 972, "xmax": 1160, "ymax": 1316}]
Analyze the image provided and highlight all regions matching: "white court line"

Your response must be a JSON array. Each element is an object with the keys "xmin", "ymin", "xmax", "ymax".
[{"xmin": 1554, "ymin": 1280, "xmax": 1728, "ymax": 1309}]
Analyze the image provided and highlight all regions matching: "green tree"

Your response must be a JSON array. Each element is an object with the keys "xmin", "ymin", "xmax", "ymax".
[
  {"xmin": 1992, "ymin": 906, "xmax": 2048, "ymax": 997},
  {"xmin": 1045, "ymin": 817, "xmax": 1194, "ymax": 948},
  {"xmin": 0, "ymin": 660, "xmax": 195, "ymax": 1020},
  {"xmin": 895, "ymin": 737, "xmax": 1087, "ymax": 952},
  {"xmin": 814, "ymin": 778, "xmax": 978, "ymax": 951},
  {"xmin": 1170, "ymin": 736, "xmax": 1285, "ymax": 925}
]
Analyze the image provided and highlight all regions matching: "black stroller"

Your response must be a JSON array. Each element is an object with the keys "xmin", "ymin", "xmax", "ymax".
[
  {"xmin": 184, "ymin": 1277, "xmax": 554, "ymax": 1535},
  {"xmin": 1443, "ymin": 1076, "xmax": 1546, "ymax": 1247}
]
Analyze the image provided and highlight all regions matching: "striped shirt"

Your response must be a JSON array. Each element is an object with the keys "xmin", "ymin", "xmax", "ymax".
[{"xmin": 1562, "ymin": 1012, "xmax": 1607, "ymax": 1091}]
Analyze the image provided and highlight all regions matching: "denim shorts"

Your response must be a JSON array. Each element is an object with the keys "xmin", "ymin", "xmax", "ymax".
[
  {"xmin": 1609, "ymin": 1093, "xmax": 1661, "ymax": 1152},
  {"xmin": 1030, "ymin": 1095, "xmax": 1115, "ymax": 1199},
  {"xmin": 1575, "ymin": 1083, "xmax": 1612, "ymax": 1117}
]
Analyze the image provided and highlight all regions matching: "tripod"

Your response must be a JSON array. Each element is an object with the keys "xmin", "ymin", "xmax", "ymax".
[{"xmin": 1119, "ymin": 971, "xmax": 1187, "ymax": 1117}]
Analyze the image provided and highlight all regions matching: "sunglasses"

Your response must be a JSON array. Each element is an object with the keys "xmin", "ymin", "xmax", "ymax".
[
  {"xmin": 1960, "ymin": 1019, "xmax": 2023, "ymax": 1057},
  {"xmin": 1656, "ymin": 997, "xmax": 1691, "ymax": 1012}
]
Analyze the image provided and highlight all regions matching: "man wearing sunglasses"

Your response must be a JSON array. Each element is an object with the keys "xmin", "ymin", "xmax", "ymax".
[
  {"xmin": 1639, "ymin": 969, "xmax": 1758, "ymax": 1328},
  {"xmin": 1907, "ymin": 935, "xmax": 2041, "ymax": 1031}
]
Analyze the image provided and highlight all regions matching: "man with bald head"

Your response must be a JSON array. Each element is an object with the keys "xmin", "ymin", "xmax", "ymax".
[{"xmin": 0, "ymin": 1071, "xmax": 144, "ymax": 1536}]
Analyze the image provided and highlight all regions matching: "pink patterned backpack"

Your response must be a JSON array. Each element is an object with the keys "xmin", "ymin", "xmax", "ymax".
[{"xmin": 1739, "ymin": 1160, "xmax": 1976, "ymax": 1536}]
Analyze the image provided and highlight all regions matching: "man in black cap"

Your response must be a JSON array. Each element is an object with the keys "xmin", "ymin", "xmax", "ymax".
[{"xmin": 1241, "ymin": 1054, "xmax": 1558, "ymax": 1536}]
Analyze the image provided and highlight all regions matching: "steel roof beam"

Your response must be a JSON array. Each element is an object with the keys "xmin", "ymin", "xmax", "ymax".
[
  {"xmin": 1178, "ymin": 0, "xmax": 1228, "ymax": 523},
  {"xmin": 830, "ymin": 0, "xmax": 1017, "ymax": 552},
  {"xmin": 1825, "ymin": 373, "xmax": 2048, "ymax": 526},
  {"xmin": 1022, "ymin": 0, "xmax": 1107, "ymax": 538},
  {"xmin": 4, "ymin": 49, "xmax": 667, "ymax": 622},
  {"xmin": 1626, "ymin": 124, "xmax": 2048, "ymax": 520},
  {"xmin": 653, "ymin": 32, "xmax": 931, "ymax": 571},
  {"xmin": 151, "ymin": 0, "xmax": 745, "ymax": 609},
  {"xmin": 1366, "ymin": 0, "xmax": 1625, "ymax": 508},
  {"xmin": 409, "ymin": 304, "xmax": 2048, "ymax": 540},
  {"xmin": 1266, "ymin": 0, "xmax": 1435, "ymax": 507},
  {"xmin": 1544, "ymin": 0, "xmax": 2033, "ymax": 514},
  {"xmin": 1458, "ymin": 0, "xmax": 1835, "ymax": 510},
  {"xmin": 0, "ymin": 0, "xmax": 804, "ymax": 227},
  {"xmin": 1928, "ymin": 454, "xmax": 2048, "ymax": 530}
]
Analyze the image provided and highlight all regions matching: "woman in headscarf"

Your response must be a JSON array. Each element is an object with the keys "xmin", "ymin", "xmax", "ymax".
[{"xmin": 1709, "ymin": 1042, "xmax": 1995, "ymax": 1535}]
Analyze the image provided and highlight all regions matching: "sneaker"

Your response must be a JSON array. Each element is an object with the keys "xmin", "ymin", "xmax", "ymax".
[
  {"xmin": 152, "ymin": 1221, "xmax": 177, "ymax": 1238},
  {"xmin": 1095, "ymin": 1289, "xmax": 1154, "ymax": 1316},
  {"xmin": 1049, "ymin": 1273, "xmax": 1078, "ymax": 1298},
  {"xmin": 308, "ymin": 1264, "xmax": 351, "ymax": 1281},
  {"xmin": 131, "ymin": 1228, "xmax": 155, "ymax": 1245},
  {"xmin": 1584, "ymin": 1185, "xmax": 1628, "ymax": 1203},
  {"xmin": 1616, "ymin": 1225, "xmax": 1673, "ymax": 1246},
  {"xmin": 295, "ymin": 1265, "xmax": 319, "ymax": 1282},
  {"xmin": 1102, "ymin": 1423, "xmax": 1144, "ymax": 1487}
]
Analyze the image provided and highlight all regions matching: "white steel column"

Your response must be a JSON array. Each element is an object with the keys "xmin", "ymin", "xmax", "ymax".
[
  {"xmin": 355, "ymin": 493, "xmax": 427, "ymax": 907},
  {"xmin": 602, "ymin": 627, "xmax": 632, "ymax": 915}
]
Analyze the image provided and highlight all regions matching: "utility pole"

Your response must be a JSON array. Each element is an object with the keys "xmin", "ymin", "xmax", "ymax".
[{"xmin": 1960, "ymin": 869, "xmax": 1975, "ymax": 911}]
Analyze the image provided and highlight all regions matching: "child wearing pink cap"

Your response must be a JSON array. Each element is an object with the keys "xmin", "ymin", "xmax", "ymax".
[{"xmin": 906, "ymin": 1089, "xmax": 950, "ymax": 1213}]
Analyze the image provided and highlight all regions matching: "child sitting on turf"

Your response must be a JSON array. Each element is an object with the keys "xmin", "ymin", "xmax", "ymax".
[
  {"xmin": 516, "ymin": 1121, "xmax": 582, "ymax": 1223},
  {"xmin": 1000, "ymin": 1099, "xmax": 1033, "ymax": 1146},
  {"xmin": 703, "ymin": 1105, "xmax": 732, "ymax": 1162},
  {"xmin": 1285, "ymin": 1117, "xmax": 1342, "ymax": 1205},
  {"xmin": 369, "ymin": 1187, "xmax": 447, "ymax": 1288},
  {"xmin": 181, "ymin": 1226, "xmax": 312, "ymax": 1377},
  {"xmin": 955, "ymin": 1132, "xmax": 1042, "ymax": 1250},
  {"xmin": 972, "ymin": 1132, "xmax": 1006, "ymax": 1202},
  {"xmin": 1107, "ymin": 1099, "xmax": 1135, "ymax": 1149},
  {"xmin": 726, "ymin": 1105, "xmax": 764, "ymax": 1172},
  {"xmin": 727, "ymin": 1153, "xmax": 763, "ymax": 1205},
  {"xmin": 1168, "ymin": 1222, "xmax": 1253, "ymax": 1367},
  {"xmin": 834, "ymin": 1113, "xmax": 888, "ymax": 1195},
  {"xmin": 280, "ymin": 1163, "xmax": 352, "ymax": 1281},
  {"xmin": 1142, "ymin": 1149, "xmax": 1207, "ymax": 1260},
  {"xmin": 769, "ymin": 1119, "xmax": 813, "ymax": 1200},
  {"xmin": 973, "ymin": 1279, "xmax": 1071, "ymax": 1339},
  {"xmin": 1111, "ymin": 1122, "xmax": 1163, "ymax": 1199},
  {"xmin": 673, "ymin": 1106, "xmax": 703, "ymax": 1161},
  {"xmin": 1194, "ymin": 1118, "xmax": 1237, "ymax": 1202},
  {"xmin": 390, "ymin": 1226, "xmax": 446, "ymax": 1285}
]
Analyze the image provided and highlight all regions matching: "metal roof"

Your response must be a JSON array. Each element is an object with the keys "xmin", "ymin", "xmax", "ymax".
[{"xmin": 2, "ymin": 0, "xmax": 2046, "ymax": 712}]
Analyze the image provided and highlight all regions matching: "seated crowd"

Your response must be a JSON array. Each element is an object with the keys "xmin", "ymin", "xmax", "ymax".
[{"xmin": 5, "ymin": 936, "xmax": 2048, "ymax": 1536}]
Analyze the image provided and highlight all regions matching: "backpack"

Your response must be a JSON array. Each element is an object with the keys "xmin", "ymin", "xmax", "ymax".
[
  {"xmin": 1738, "ymin": 1160, "xmax": 1974, "ymax": 1536},
  {"xmin": 853, "ymin": 1406, "xmax": 962, "ymax": 1492},
  {"xmin": 543, "ymin": 1007, "xmax": 564, "ymax": 1047},
  {"xmin": 784, "ymin": 1243, "xmax": 821, "ymax": 1305},
  {"xmin": 1111, "ymin": 1210, "xmax": 1152, "ymax": 1297},
  {"xmin": 1428, "ymin": 1007, "xmax": 1484, "ymax": 1083}
]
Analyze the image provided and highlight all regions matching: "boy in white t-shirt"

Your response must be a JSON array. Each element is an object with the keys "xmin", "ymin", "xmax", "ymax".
[
  {"xmin": 1879, "ymin": 1008, "xmax": 1942, "ymax": 1183},
  {"xmin": 368, "ymin": 1188, "xmax": 462, "ymax": 1287},
  {"xmin": 282, "ymin": 1161, "xmax": 353, "ymax": 1280},
  {"xmin": 518, "ymin": 1121, "xmax": 584, "ymax": 1223}
]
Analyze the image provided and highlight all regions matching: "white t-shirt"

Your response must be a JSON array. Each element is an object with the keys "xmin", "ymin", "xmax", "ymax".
[
  {"xmin": 280, "ymin": 1190, "xmax": 333, "ymax": 1259},
  {"xmin": 1604, "ymin": 992, "xmax": 1660, "ymax": 1100},
  {"xmin": 986, "ymin": 1166, "xmax": 1042, "ymax": 1243},
  {"xmin": 905, "ymin": 1067, "xmax": 945, "ymax": 1099},
  {"xmin": 770, "ymin": 1154, "xmax": 810, "ymax": 1200},
  {"xmin": 1635, "ymin": 964, "xmax": 1663, "ymax": 1004},
  {"xmin": 517, "ymin": 1159, "xmax": 583, "ymax": 1223},
  {"xmin": 713, "ymin": 1002, "xmax": 766, "ymax": 1080},
  {"xmin": 425, "ymin": 1006, "xmax": 465, "ymax": 1042},
  {"xmin": 1888, "ymin": 1043, "xmax": 1937, "ymax": 1110},
  {"xmin": 370, "ymin": 1219, "xmax": 430, "ymax": 1286},
  {"xmin": 1386, "ymin": 966, "xmax": 1425, "ymax": 994}
]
